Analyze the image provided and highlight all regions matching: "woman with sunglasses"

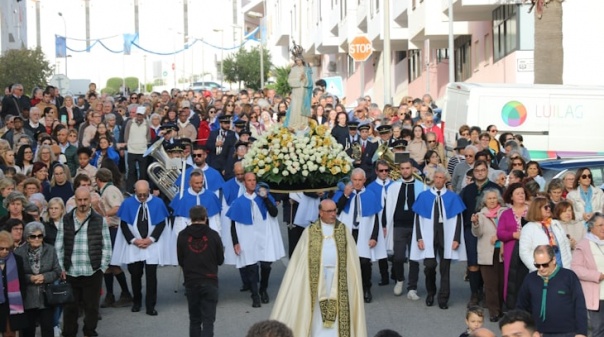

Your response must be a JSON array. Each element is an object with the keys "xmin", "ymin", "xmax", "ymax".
[
  {"xmin": 567, "ymin": 167, "xmax": 604, "ymax": 223},
  {"xmin": 519, "ymin": 197, "xmax": 572, "ymax": 274},
  {"xmin": 14, "ymin": 222, "xmax": 61, "ymax": 337},
  {"xmin": 0, "ymin": 230, "xmax": 27, "ymax": 337},
  {"xmin": 571, "ymin": 213, "xmax": 604, "ymax": 337}
]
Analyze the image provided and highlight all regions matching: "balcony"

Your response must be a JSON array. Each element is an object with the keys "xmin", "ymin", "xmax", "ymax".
[
  {"xmin": 315, "ymin": 20, "xmax": 340, "ymax": 55},
  {"xmin": 268, "ymin": 1, "xmax": 290, "ymax": 47},
  {"xmin": 393, "ymin": 0, "xmax": 409, "ymax": 28},
  {"xmin": 241, "ymin": 0, "xmax": 265, "ymax": 17},
  {"xmin": 356, "ymin": 0, "xmax": 368, "ymax": 33},
  {"xmin": 409, "ymin": 0, "xmax": 470, "ymax": 49},
  {"xmin": 367, "ymin": 3, "xmax": 408, "ymax": 50},
  {"xmin": 441, "ymin": 0, "xmax": 516, "ymax": 21}
]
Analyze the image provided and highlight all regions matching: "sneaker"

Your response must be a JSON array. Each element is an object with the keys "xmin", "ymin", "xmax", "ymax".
[
  {"xmin": 113, "ymin": 293, "xmax": 133, "ymax": 308},
  {"xmin": 407, "ymin": 290, "xmax": 420, "ymax": 301},
  {"xmin": 393, "ymin": 281, "xmax": 404, "ymax": 296},
  {"xmin": 100, "ymin": 293, "xmax": 115, "ymax": 308},
  {"xmin": 54, "ymin": 326, "xmax": 61, "ymax": 337}
]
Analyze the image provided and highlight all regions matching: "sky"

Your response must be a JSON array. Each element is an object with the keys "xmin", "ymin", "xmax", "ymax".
[{"xmin": 25, "ymin": 0, "xmax": 246, "ymax": 91}]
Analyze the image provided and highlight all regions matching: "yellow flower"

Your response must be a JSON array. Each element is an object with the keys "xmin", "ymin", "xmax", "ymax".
[{"xmin": 329, "ymin": 166, "xmax": 339, "ymax": 175}]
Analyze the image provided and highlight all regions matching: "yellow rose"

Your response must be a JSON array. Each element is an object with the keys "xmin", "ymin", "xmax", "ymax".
[{"xmin": 329, "ymin": 167, "xmax": 339, "ymax": 175}]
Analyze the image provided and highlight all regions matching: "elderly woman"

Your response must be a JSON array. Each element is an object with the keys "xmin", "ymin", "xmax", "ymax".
[
  {"xmin": 44, "ymin": 164, "xmax": 74, "ymax": 204},
  {"xmin": 14, "ymin": 222, "xmax": 62, "ymax": 337},
  {"xmin": 28, "ymin": 193, "xmax": 47, "ymax": 220},
  {"xmin": 554, "ymin": 200, "xmax": 586, "ymax": 250},
  {"xmin": 0, "ymin": 230, "xmax": 27, "ymax": 337},
  {"xmin": 567, "ymin": 167, "xmax": 604, "ymax": 223},
  {"xmin": 488, "ymin": 170, "xmax": 507, "ymax": 189},
  {"xmin": 0, "ymin": 192, "xmax": 35, "ymax": 225},
  {"xmin": 561, "ymin": 171, "xmax": 576, "ymax": 199},
  {"xmin": 4, "ymin": 219, "xmax": 25, "ymax": 249},
  {"xmin": 572, "ymin": 213, "xmax": 604, "ymax": 337},
  {"xmin": 471, "ymin": 188, "xmax": 507, "ymax": 322},
  {"xmin": 43, "ymin": 197, "xmax": 65, "ymax": 246},
  {"xmin": 519, "ymin": 196, "xmax": 572, "ymax": 272},
  {"xmin": 0, "ymin": 178, "xmax": 15, "ymax": 218},
  {"xmin": 546, "ymin": 179, "xmax": 565, "ymax": 210},
  {"xmin": 496, "ymin": 183, "xmax": 529, "ymax": 308}
]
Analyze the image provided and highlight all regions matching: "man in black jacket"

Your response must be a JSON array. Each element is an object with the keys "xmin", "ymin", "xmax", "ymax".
[{"xmin": 178, "ymin": 205, "xmax": 224, "ymax": 337}]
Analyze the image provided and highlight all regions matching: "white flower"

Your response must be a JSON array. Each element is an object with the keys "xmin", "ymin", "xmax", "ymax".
[
  {"xmin": 319, "ymin": 166, "xmax": 326, "ymax": 173},
  {"xmin": 272, "ymin": 168, "xmax": 279, "ymax": 174},
  {"xmin": 257, "ymin": 169, "xmax": 265, "ymax": 176},
  {"xmin": 302, "ymin": 170, "xmax": 308, "ymax": 177},
  {"xmin": 258, "ymin": 160, "xmax": 265, "ymax": 167},
  {"xmin": 282, "ymin": 170, "xmax": 289, "ymax": 177}
]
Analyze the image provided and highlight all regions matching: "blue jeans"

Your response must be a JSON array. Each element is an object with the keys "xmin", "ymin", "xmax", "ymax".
[{"xmin": 185, "ymin": 283, "xmax": 219, "ymax": 337}]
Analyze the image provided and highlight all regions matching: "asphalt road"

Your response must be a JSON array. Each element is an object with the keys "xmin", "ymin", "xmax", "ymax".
[{"xmin": 90, "ymin": 222, "xmax": 503, "ymax": 337}]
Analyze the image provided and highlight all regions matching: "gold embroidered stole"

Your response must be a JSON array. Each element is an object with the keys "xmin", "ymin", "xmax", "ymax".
[{"xmin": 308, "ymin": 220, "xmax": 350, "ymax": 336}]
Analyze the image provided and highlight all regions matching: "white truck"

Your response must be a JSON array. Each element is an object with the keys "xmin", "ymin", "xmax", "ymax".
[{"xmin": 441, "ymin": 82, "xmax": 604, "ymax": 159}]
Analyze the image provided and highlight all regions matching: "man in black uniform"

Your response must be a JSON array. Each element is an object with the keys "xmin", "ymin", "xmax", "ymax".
[{"xmin": 206, "ymin": 115, "xmax": 236, "ymax": 176}]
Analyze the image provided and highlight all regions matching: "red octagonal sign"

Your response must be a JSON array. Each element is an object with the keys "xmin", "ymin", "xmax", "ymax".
[{"xmin": 349, "ymin": 36, "xmax": 373, "ymax": 62}]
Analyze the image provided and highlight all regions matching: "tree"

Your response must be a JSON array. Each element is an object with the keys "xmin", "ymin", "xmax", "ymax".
[
  {"xmin": 525, "ymin": 0, "xmax": 563, "ymax": 84},
  {"xmin": 271, "ymin": 66, "xmax": 292, "ymax": 97},
  {"xmin": 103, "ymin": 77, "xmax": 140, "ymax": 95},
  {"xmin": 223, "ymin": 46, "xmax": 272, "ymax": 90},
  {"xmin": 0, "ymin": 47, "xmax": 52, "ymax": 95}
]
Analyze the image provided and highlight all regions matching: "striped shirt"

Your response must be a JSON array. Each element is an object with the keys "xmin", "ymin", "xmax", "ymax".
[{"xmin": 55, "ymin": 209, "xmax": 112, "ymax": 277}]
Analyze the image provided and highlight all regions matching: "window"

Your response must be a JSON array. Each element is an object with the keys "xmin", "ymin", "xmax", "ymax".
[
  {"xmin": 347, "ymin": 55, "xmax": 356, "ymax": 76},
  {"xmin": 436, "ymin": 48, "xmax": 448, "ymax": 63},
  {"xmin": 408, "ymin": 49, "xmax": 422, "ymax": 82},
  {"xmin": 484, "ymin": 33, "xmax": 491, "ymax": 65},
  {"xmin": 395, "ymin": 50, "xmax": 406, "ymax": 64},
  {"xmin": 473, "ymin": 39, "xmax": 480, "ymax": 69},
  {"xmin": 455, "ymin": 36, "xmax": 472, "ymax": 82},
  {"xmin": 412, "ymin": 0, "xmax": 416, "ymax": 10},
  {"xmin": 493, "ymin": 5, "xmax": 518, "ymax": 62}
]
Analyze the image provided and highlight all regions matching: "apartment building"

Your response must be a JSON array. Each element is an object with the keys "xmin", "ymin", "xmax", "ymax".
[{"xmin": 242, "ymin": 0, "xmax": 604, "ymax": 107}]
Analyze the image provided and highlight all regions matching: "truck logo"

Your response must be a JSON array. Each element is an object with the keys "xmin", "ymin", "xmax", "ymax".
[{"xmin": 501, "ymin": 101, "xmax": 527, "ymax": 127}]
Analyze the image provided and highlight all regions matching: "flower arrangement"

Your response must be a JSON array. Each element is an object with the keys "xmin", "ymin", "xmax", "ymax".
[{"xmin": 242, "ymin": 120, "xmax": 352, "ymax": 190}]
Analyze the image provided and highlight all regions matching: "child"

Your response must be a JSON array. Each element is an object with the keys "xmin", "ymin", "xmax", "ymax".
[{"xmin": 459, "ymin": 306, "xmax": 484, "ymax": 337}]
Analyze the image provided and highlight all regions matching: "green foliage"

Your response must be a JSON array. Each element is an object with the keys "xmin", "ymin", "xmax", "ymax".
[
  {"xmin": 105, "ymin": 77, "xmax": 122, "ymax": 94},
  {"xmin": 124, "ymin": 77, "xmax": 139, "ymax": 92},
  {"xmin": 271, "ymin": 65, "xmax": 292, "ymax": 97},
  {"xmin": 222, "ymin": 46, "xmax": 272, "ymax": 90},
  {"xmin": 0, "ymin": 47, "xmax": 52, "ymax": 95},
  {"xmin": 145, "ymin": 83, "xmax": 154, "ymax": 93},
  {"xmin": 100, "ymin": 87, "xmax": 117, "ymax": 95}
]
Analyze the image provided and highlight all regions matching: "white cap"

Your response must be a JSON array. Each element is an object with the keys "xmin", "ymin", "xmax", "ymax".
[{"xmin": 136, "ymin": 106, "xmax": 146, "ymax": 115}]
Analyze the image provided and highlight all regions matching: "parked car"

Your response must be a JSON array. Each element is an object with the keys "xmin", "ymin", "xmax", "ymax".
[
  {"xmin": 190, "ymin": 81, "xmax": 227, "ymax": 92},
  {"xmin": 539, "ymin": 156, "xmax": 604, "ymax": 187}
]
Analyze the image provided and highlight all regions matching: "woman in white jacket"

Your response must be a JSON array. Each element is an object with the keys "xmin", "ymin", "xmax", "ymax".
[
  {"xmin": 519, "ymin": 196, "xmax": 572, "ymax": 272},
  {"xmin": 567, "ymin": 167, "xmax": 604, "ymax": 223}
]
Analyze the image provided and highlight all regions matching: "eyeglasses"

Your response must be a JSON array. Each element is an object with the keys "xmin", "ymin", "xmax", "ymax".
[
  {"xmin": 28, "ymin": 234, "xmax": 44, "ymax": 240},
  {"xmin": 209, "ymin": 110, "xmax": 216, "ymax": 114},
  {"xmin": 512, "ymin": 163, "xmax": 524, "ymax": 167},
  {"xmin": 490, "ymin": 129, "xmax": 498, "ymax": 133},
  {"xmin": 581, "ymin": 174, "xmax": 593, "ymax": 180},
  {"xmin": 130, "ymin": 96, "xmax": 138, "ymax": 100},
  {"xmin": 193, "ymin": 153, "xmax": 205, "ymax": 157},
  {"xmin": 227, "ymin": 104, "xmax": 234, "ymax": 107},
  {"xmin": 427, "ymin": 140, "xmax": 436, "ymax": 143},
  {"xmin": 542, "ymin": 205, "xmax": 551, "ymax": 210},
  {"xmin": 474, "ymin": 168, "xmax": 487, "ymax": 173},
  {"xmin": 461, "ymin": 132, "xmax": 469, "ymax": 136},
  {"xmin": 0, "ymin": 247, "xmax": 10, "ymax": 251},
  {"xmin": 136, "ymin": 193, "xmax": 149, "ymax": 198},
  {"xmin": 534, "ymin": 258, "xmax": 553, "ymax": 269},
  {"xmin": 378, "ymin": 169, "xmax": 390, "ymax": 173},
  {"xmin": 465, "ymin": 154, "xmax": 474, "ymax": 158}
]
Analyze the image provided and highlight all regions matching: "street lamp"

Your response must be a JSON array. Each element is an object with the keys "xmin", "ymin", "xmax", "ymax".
[
  {"xmin": 247, "ymin": 11, "xmax": 264, "ymax": 89},
  {"xmin": 213, "ymin": 28, "xmax": 224, "ymax": 88},
  {"xmin": 58, "ymin": 12, "xmax": 68, "ymax": 77}
]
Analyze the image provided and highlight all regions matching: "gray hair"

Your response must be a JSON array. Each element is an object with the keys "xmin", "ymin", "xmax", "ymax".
[
  {"xmin": 104, "ymin": 113, "xmax": 116, "ymax": 121},
  {"xmin": 488, "ymin": 170, "xmax": 506, "ymax": 183},
  {"xmin": 24, "ymin": 202, "xmax": 40, "ymax": 214},
  {"xmin": 505, "ymin": 140, "xmax": 520, "ymax": 151},
  {"xmin": 464, "ymin": 145, "xmax": 478, "ymax": 155},
  {"xmin": 587, "ymin": 213, "xmax": 604, "ymax": 231},
  {"xmin": 534, "ymin": 245, "xmax": 555, "ymax": 260},
  {"xmin": 150, "ymin": 113, "xmax": 161, "ymax": 120},
  {"xmin": 3, "ymin": 191, "xmax": 28, "ymax": 209},
  {"xmin": 23, "ymin": 221, "xmax": 46, "ymax": 237},
  {"xmin": 351, "ymin": 168, "xmax": 366, "ymax": 178},
  {"xmin": 476, "ymin": 188, "xmax": 504, "ymax": 211},
  {"xmin": 29, "ymin": 193, "xmax": 47, "ymax": 211},
  {"xmin": 433, "ymin": 166, "xmax": 449, "ymax": 180}
]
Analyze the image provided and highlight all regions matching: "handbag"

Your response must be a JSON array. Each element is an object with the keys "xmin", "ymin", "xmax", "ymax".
[{"xmin": 45, "ymin": 281, "xmax": 74, "ymax": 305}]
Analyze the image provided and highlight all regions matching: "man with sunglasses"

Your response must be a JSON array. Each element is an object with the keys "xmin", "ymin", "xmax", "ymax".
[
  {"xmin": 452, "ymin": 145, "xmax": 478, "ymax": 193},
  {"xmin": 516, "ymin": 245, "xmax": 587, "ymax": 337},
  {"xmin": 177, "ymin": 145, "xmax": 224, "ymax": 195}
]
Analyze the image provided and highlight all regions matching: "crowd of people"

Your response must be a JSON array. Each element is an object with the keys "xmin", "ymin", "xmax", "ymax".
[{"xmin": 0, "ymin": 78, "xmax": 601, "ymax": 337}]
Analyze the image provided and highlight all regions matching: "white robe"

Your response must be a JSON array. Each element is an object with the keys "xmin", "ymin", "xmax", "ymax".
[
  {"xmin": 289, "ymin": 192, "xmax": 320, "ymax": 227},
  {"xmin": 111, "ymin": 204, "xmax": 171, "ymax": 266},
  {"xmin": 231, "ymin": 194, "xmax": 285, "ymax": 268},
  {"xmin": 220, "ymin": 182, "xmax": 245, "ymax": 266},
  {"xmin": 337, "ymin": 195, "xmax": 387, "ymax": 261}
]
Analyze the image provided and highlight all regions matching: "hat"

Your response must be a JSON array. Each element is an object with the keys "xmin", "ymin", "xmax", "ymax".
[
  {"xmin": 159, "ymin": 123, "xmax": 179, "ymax": 132},
  {"xmin": 392, "ymin": 139, "xmax": 408, "ymax": 149},
  {"xmin": 136, "ymin": 106, "xmax": 146, "ymax": 115},
  {"xmin": 347, "ymin": 121, "xmax": 359, "ymax": 130},
  {"xmin": 239, "ymin": 129, "xmax": 252, "ymax": 136},
  {"xmin": 235, "ymin": 141, "xmax": 249, "ymax": 148},
  {"xmin": 203, "ymin": 91, "xmax": 212, "ymax": 98},
  {"xmin": 377, "ymin": 125, "xmax": 393, "ymax": 134},
  {"xmin": 233, "ymin": 120, "xmax": 247, "ymax": 128},
  {"xmin": 455, "ymin": 138, "xmax": 470, "ymax": 150},
  {"xmin": 179, "ymin": 138, "xmax": 192, "ymax": 147},
  {"xmin": 181, "ymin": 100, "xmax": 191, "ymax": 109},
  {"xmin": 165, "ymin": 142, "xmax": 184, "ymax": 153},
  {"xmin": 218, "ymin": 115, "xmax": 232, "ymax": 123},
  {"xmin": 358, "ymin": 124, "xmax": 371, "ymax": 131}
]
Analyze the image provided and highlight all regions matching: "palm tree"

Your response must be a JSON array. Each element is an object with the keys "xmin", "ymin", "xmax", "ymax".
[{"xmin": 527, "ymin": 0, "xmax": 564, "ymax": 84}]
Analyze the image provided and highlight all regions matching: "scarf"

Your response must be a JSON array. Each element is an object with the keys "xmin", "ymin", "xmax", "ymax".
[
  {"xmin": 484, "ymin": 205, "xmax": 502, "ymax": 219},
  {"xmin": 580, "ymin": 186, "xmax": 594, "ymax": 213},
  {"xmin": 587, "ymin": 232, "xmax": 604, "ymax": 246},
  {"xmin": 0, "ymin": 252, "xmax": 25, "ymax": 314},
  {"xmin": 27, "ymin": 245, "xmax": 42, "ymax": 274},
  {"xmin": 541, "ymin": 218, "xmax": 557, "ymax": 247},
  {"xmin": 539, "ymin": 266, "xmax": 560, "ymax": 321}
]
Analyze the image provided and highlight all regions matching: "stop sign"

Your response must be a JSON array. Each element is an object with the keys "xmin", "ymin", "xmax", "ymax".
[{"xmin": 349, "ymin": 36, "xmax": 373, "ymax": 62}]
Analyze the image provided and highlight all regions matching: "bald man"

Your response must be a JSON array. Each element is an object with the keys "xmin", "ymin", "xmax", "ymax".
[
  {"xmin": 113, "ymin": 180, "xmax": 170, "ymax": 316},
  {"xmin": 470, "ymin": 328, "xmax": 496, "ymax": 337}
]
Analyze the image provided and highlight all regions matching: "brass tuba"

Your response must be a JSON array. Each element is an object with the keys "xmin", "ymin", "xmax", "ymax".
[
  {"xmin": 351, "ymin": 142, "xmax": 362, "ymax": 162},
  {"xmin": 376, "ymin": 143, "xmax": 402, "ymax": 181},
  {"xmin": 144, "ymin": 138, "xmax": 181, "ymax": 199}
]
